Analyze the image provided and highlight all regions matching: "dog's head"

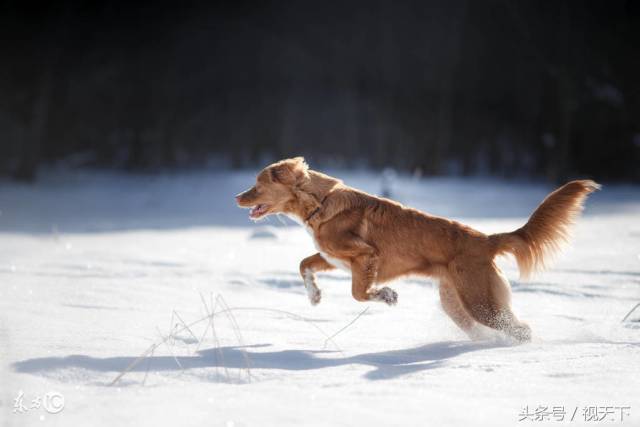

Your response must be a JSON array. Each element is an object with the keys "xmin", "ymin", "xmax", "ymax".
[{"xmin": 235, "ymin": 157, "xmax": 312, "ymax": 220}]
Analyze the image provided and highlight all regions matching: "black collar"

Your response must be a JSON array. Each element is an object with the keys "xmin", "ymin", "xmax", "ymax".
[{"xmin": 305, "ymin": 195, "xmax": 328, "ymax": 223}]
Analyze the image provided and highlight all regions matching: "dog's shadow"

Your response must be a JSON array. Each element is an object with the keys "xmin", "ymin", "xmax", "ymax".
[{"xmin": 12, "ymin": 340, "xmax": 504, "ymax": 383}]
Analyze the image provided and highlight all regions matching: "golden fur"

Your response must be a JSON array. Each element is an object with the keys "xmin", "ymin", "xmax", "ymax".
[{"xmin": 236, "ymin": 157, "xmax": 600, "ymax": 342}]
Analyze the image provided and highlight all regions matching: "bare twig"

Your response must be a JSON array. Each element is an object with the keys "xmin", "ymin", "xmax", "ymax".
[
  {"xmin": 199, "ymin": 291, "xmax": 229, "ymax": 380},
  {"xmin": 194, "ymin": 292, "xmax": 217, "ymax": 354},
  {"xmin": 622, "ymin": 302, "xmax": 640, "ymax": 323},
  {"xmin": 214, "ymin": 307, "xmax": 343, "ymax": 354},
  {"xmin": 156, "ymin": 327, "xmax": 185, "ymax": 376},
  {"xmin": 215, "ymin": 295, "xmax": 252, "ymax": 382},
  {"xmin": 173, "ymin": 310, "xmax": 199, "ymax": 345},
  {"xmin": 109, "ymin": 342, "xmax": 158, "ymax": 387},
  {"xmin": 141, "ymin": 346, "xmax": 155, "ymax": 386},
  {"xmin": 323, "ymin": 307, "xmax": 369, "ymax": 350},
  {"xmin": 109, "ymin": 297, "xmax": 363, "ymax": 387}
]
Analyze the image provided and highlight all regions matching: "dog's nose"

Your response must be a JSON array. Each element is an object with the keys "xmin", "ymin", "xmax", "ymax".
[{"xmin": 235, "ymin": 194, "xmax": 242, "ymax": 203}]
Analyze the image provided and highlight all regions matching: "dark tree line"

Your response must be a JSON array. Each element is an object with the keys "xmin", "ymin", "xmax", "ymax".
[{"xmin": 1, "ymin": 0, "xmax": 639, "ymax": 182}]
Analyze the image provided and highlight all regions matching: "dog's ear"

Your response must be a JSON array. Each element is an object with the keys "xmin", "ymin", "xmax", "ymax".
[{"xmin": 270, "ymin": 157, "xmax": 309, "ymax": 185}]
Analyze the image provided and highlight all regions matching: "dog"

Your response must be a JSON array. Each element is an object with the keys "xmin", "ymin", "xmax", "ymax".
[{"xmin": 235, "ymin": 157, "xmax": 599, "ymax": 342}]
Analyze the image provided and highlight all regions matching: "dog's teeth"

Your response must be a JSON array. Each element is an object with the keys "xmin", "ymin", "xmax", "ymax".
[{"xmin": 249, "ymin": 204, "xmax": 267, "ymax": 218}]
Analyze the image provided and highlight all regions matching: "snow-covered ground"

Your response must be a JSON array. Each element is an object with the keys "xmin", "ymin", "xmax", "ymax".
[{"xmin": 1, "ymin": 168, "xmax": 639, "ymax": 426}]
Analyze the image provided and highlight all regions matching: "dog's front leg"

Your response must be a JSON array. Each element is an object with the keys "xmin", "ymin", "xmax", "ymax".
[
  {"xmin": 317, "ymin": 222, "xmax": 398, "ymax": 306},
  {"xmin": 321, "ymin": 235, "xmax": 398, "ymax": 306},
  {"xmin": 351, "ymin": 253, "xmax": 398, "ymax": 306},
  {"xmin": 299, "ymin": 253, "xmax": 335, "ymax": 305}
]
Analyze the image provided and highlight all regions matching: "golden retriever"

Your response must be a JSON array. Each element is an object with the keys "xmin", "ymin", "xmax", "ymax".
[{"xmin": 235, "ymin": 157, "xmax": 599, "ymax": 342}]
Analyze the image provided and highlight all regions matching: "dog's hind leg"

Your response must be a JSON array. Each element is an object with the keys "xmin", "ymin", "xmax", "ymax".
[
  {"xmin": 299, "ymin": 253, "xmax": 335, "ymax": 305},
  {"xmin": 449, "ymin": 260, "xmax": 531, "ymax": 343},
  {"xmin": 439, "ymin": 278, "xmax": 483, "ymax": 340}
]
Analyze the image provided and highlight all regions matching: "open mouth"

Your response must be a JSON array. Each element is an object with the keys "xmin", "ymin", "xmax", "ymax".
[{"xmin": 249, "ymin": 204, "xmax": 270, "ymax": 219}]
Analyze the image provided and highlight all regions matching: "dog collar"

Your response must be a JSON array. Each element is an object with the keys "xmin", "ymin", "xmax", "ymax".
[{"xmin": 305, "ymin": 195, "xmax": 328, "ymax": 223}]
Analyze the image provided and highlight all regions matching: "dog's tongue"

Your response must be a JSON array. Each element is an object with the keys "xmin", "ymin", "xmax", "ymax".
[{"xmin": 250, "ymin": 204, "xmax": 265, "ymax": 218}]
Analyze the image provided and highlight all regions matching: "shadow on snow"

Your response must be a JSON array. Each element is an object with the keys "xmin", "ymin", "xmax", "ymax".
[{"xmin": 13, "ymin": 340, "xmax": 504, "ymax": 382}]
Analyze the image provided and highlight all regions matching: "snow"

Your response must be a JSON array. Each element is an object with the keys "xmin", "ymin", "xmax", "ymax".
[{"xmin": 1, "ymin": 168, "xmax": 639, "ymax": 426}]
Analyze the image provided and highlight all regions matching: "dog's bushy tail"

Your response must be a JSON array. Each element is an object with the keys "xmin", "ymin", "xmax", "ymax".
[{"xmin": 490, "ymin": 180, "xmax": 600, "ymax": 279}]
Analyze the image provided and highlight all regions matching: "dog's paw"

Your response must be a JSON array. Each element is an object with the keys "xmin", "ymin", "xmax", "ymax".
[
  {"xmin": 306, "ymin": 286, "xmax": 321, "ymax": 306},
  {"xmin": 375, "ymin": 287, "xmax": 398, "ymax": 306},
  {"xmin": 508, "ymin": 323, "xmax": 532, "ymax": 344},
  {"xmin": 302, "ymin": 269, "xmax": 322, "ymax": 306}
]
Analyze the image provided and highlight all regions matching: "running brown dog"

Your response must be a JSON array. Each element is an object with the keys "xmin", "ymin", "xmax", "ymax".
[{"xmin": 235, "ymin": 157, "xmax": 599, "ymax": 342}]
